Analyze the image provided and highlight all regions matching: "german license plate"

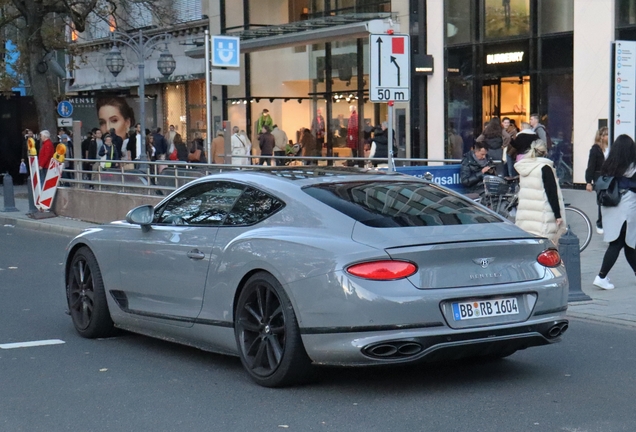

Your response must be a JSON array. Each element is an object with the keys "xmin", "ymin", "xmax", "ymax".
[{"xmin": 452, "ymin": 298, "xmax": 519, "ymax": 321}]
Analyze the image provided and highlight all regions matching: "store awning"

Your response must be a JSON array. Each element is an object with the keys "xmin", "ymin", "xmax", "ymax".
[{"xmin": 185, "ymin": 13, "xmax": 398, "ymax": 58}]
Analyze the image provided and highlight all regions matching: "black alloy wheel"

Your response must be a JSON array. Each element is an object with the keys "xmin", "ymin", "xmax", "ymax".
[
  {"xmin": 234, "ymin": 272, "xmax": 311, "ymax": 387},
  {"xmin": 67, "ymin": 247, "xmax": 114, "ymax": 338}
]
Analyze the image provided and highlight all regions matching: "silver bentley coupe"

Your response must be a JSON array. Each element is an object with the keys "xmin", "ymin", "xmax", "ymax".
[{"xmin": 64, "ymin": 168, "xmax": 569, "ymax": 387}]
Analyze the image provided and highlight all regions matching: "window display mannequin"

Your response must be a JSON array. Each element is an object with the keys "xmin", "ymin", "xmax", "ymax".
[
  {"xmin": 311, "ymin": 108, "xmax": 326, "ymax": 147},
  {"xmin": 256, "ymin": 109, "xmax": 274, "ymax": 137},
  {"xmin": 346, "ymin": 105, "xmax": 358, "ymax": 156}
]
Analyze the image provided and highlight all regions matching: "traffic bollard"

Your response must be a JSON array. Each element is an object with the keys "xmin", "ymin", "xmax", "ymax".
[
  {"xmin": 1, "ymin": 173, "xmax": 19, "ymax": 212},
  {"xmin": 559, "ymin": 226, "xmax": 591, "ymax": 302},
  {"xmin": 26, "ymin": 176, "xmax": 38, "ymax": 214}
]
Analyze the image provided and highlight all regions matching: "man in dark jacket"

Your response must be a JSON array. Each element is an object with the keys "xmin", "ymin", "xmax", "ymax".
[
  {"xmin": 258, "ymin": 125, "xmax": 275, "ymax": 165},
  {"xmin": 152, "ymin": 128, "xmax": 168, "ymax": 160},
  {"xmin": 460, "ymin": 141, "xmax": 495, "ymax": 194}
]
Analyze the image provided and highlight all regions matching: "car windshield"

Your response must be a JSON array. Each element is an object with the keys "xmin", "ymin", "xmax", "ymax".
[{"xmin": 303, "ymin": 181, "xmax": 500, "ymax": 227}]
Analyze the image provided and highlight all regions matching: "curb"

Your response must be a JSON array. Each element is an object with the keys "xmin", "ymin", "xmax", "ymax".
[
  {"xmin": 0, "ymin": 214, "xmax": 88, "ymax": 236},
  {"xmin": 567, "ymin": 313, "xmax": 636, "ymax": 330}
]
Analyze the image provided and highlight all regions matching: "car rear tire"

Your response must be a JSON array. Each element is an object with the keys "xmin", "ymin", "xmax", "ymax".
[
  {"xmin": 234, "ymin": 272, "xmax": 312, "ymax": 387},
  {"xmin": 67, "ymin": 247, "xmax": 115, "ymax": 338}
]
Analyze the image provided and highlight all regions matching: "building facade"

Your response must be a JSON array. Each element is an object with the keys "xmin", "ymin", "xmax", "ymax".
[{"xmin": 68, "ymin": 0, "xmax": 635, "ymax": 184}]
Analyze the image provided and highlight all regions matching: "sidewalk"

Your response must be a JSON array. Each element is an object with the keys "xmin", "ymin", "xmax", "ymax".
[{"xmin": 2, "ymin": 183, "xmax": 636, "ymax": 328}]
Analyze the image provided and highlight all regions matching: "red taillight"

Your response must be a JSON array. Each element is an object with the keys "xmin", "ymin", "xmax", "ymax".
[
  {"xmin": 537, "ymin": 249, "xmax": 561, "ymax": 267},
  {"xmin": 346, "ymin": 260, "xmax": 418, "ymax": 280}
]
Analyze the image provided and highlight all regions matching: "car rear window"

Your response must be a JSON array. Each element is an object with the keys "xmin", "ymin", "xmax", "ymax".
[{"xmin": 303, "ymin": 181, "xmax": 500, "ymax": 227}]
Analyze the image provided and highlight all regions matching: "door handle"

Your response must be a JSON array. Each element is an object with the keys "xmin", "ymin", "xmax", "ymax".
[{"xmin": 187, "ymin": 249, "xmax": 206, "ymax": 260}]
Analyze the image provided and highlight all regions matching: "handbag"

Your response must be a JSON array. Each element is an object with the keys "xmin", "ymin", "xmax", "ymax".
[
  {"xmin": 188, "ymin": 149, "xmax": 201, "ymax": 162},
  {"xmin": 169, "ymin": 148, "xmax": 178, "ymax": 160},
  {"xmin": 595, "ymin": 175, "xmax": 622, "ymax": 207}
]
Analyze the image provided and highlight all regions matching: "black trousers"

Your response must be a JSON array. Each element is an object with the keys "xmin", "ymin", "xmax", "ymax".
[
  {"xmin": 274, "ymin": 150, "xmax": 286, "ymax": 166},
  {"xmin": 599, "ymin": 222, "xmax": 636, "ymax": 277}
]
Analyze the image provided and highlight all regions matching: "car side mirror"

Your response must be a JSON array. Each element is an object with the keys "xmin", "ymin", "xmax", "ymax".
[{"xmin": 126, "ymin": 205, "xmax": 154, "ymax": 228}]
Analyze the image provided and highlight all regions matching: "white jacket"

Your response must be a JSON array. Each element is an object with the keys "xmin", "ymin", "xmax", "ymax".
[
  {"xmin": 514, "ymin": 156, "xmax": 566, "ymax": 244},
  {"xmin": 231, "ymin": 133, "xmax": 249, "ymax": 165}
]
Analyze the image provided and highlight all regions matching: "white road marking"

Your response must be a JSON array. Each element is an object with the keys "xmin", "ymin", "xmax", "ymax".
[{"xmin": 0, "ymin": 339, "xmax": 65, "ymax": 349}]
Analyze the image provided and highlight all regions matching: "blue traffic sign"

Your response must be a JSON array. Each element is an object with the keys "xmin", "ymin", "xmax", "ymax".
[
  {"xmin": 57, "ymin": 101, "xmax": 73, "ymax": 118},
  {"xmin": 211, "ymin": 36, "xmax": 240, "ymax": 67}
]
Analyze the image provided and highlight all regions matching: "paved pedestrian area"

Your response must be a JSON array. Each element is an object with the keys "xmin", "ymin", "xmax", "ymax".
[{"xmin": 2, "ymin": 183, "xmax": 636, "ymax": 328}]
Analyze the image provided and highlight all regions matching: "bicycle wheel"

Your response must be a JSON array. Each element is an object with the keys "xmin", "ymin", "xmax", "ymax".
[{"xmin": 564, "ymin": 206, "xmax": 592, "ymax": 252}]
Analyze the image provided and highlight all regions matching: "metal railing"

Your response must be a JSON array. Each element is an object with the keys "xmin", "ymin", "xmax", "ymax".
[{"xmin": 61, "ymin": 156, "xmax": 463, "ymax": 196}]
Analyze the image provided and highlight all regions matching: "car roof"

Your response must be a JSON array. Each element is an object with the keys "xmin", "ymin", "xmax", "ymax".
[{"xmin": 193, "ymin": 167, "xmax": 421, "ymax": 188}]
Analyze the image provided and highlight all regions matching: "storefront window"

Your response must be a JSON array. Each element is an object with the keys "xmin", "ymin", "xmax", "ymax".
[
  {"xmin": 310, "ymin": 40, "xmax": 375, "ymax": 160},
  {"xmin": 483, "ymin": 0, "xmax": 530, "ymax": 40},
  {"xmin": 539, "ymin": 74, "xmax": 573, "ymax": 185},
  {"xmin": 617, "ymin": 0, "xmax": 636, "ymax": 27},
  {"xmin": 164, "ymin": 84, "xmax": 187, "ymax": 142},
  {"xmin": 187, "ymin": 80, "xmax": 207, "ymax": 143},
  {"xmin": 445, "ymin": 0, "xmax": 473, "ymax": 45},
  {"xmin": 446, "ymin": 48, "xmax": 475, "ymax": 160},
  {"xmin": 309, "ymin": 0, "xmax": 390, "ymax": 18},
  {"xmin": 541, "ymin": 35, "xmax": 573, "ymax": 70},
  {"xmin": 539, "ymin": 0, "xmax": 573, "ymax": 34}
]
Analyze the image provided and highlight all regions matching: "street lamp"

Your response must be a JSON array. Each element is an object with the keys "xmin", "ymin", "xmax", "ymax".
[
  {"xmin": 105, "ymin": 46, "xmax": 125, "ymax": 77},
  {"xmin": 106, "ymin": 30, "xmax": 176, "ymax": 155}
]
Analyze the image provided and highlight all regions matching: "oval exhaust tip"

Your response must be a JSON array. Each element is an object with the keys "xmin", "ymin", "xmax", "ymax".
[
  {"xmin": 369, "ymin": 344, "xmax": 398, "ymax": 357},
  {"xmin": 397, "ymin": 343, "xmax": 422, "ymax": 356}
]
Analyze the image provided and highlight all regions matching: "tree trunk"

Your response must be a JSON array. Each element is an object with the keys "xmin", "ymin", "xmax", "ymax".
[{"xmin": 22, "ymin": 13, "xmax": 58, "ymax": 136}]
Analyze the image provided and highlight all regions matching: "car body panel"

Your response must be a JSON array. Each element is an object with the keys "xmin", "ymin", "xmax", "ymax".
[
  {"xmin": 63, "ymin": 169, "xmax": 569, "ymax": 370},
  {"xmin": 116, "ymin": 223, "xmax": 217, "ymax": 326}
]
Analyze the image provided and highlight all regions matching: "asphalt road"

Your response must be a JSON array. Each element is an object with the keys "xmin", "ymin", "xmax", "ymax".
[{"xmin": 1, "ymin": 225, "xmax": 636, "ymax": 432}]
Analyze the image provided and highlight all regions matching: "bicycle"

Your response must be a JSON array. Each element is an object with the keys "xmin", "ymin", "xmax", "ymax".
[{"xmin": 480, "ymin": 176, "xmax": 592, "ymax": 251}]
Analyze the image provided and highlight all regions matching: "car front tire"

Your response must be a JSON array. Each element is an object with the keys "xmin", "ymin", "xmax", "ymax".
[
  {"xmin": 67, "ymin": 247, "xmax": 115, "ymax": 338},
  {"xmin": 234, "ymin": 272, "xmax": 312, "ymax": 387}
]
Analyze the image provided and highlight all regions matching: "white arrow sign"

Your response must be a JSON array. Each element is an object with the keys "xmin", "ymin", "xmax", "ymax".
[
  {"xmin": 57, "ymin": 117, "xmax": 73, "ymax": 127},
  {"xmin": 369, "ymin": 34, "xmax": 410, "ymax": 102}
]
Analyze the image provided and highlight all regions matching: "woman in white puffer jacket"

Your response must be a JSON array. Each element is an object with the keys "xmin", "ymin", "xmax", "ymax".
[{"xmin": 514, "ymin": 140, "xmax": 566, "ymax": 245}]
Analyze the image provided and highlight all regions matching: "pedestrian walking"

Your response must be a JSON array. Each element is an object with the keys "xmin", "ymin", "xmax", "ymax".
[
  {"xmin": 301, "ymin": 127, "xmax": 319, "ymax": 165},
  {"xmin": 585, "ymin": 126, "xmax": 609, "ymax": 235},
  {"xmin": 593, "ymin": 134, "xmax": 636, "ymax": 290},
  {"xmin": 258, "ymin": 125, "xmax": 275, "ymax": 166},
  {"xmin": 38, "ymin": 130, "xmax": 54, "ymax": 184},
  {"xmin": 231, "ymin": 126, "xmax": 249, "ymax": 166},
  {"xmin": 514, "ymin": 139, "xmax": 566, "ymax": 245},
  {"xmin": 211, "ymin": 131, "xmax": 225, "ymax": 164}
]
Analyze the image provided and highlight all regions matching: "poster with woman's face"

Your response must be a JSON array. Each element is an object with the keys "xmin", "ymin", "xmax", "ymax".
[
  {"xmin": 484, "ymin": 0, "xmax": 530, "ymax": 39},
  {"xmin": 66, "ymin": 96, "xmax": 157, "ymax": 142}
]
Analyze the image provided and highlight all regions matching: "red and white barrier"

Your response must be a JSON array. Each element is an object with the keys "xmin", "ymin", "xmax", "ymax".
[
  {"xmin": 26, "ymin": 140, "xmax": 66, "ymax": 212},
  {"xmin": 38, "ymin": 159, "xmax": 64, "ymax": 210},
  {"xmin": 28, "ymin": 155, "xmax": 42, "ymax": 208}
]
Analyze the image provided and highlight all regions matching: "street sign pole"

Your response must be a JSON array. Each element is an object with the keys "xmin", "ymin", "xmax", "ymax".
[
  {"xmin": 205, "ymin": 29, "xmax": 212, "ymax": 161},
  {"xmin": 388, "ymin": 101, "xmax": 395, "ymax": 172}
]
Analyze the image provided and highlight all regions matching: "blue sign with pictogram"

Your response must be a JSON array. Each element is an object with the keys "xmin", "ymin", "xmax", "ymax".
[
  {"xmin": 57, "ymin": 101, "xmax": 73, "ymax": 118},
  {"xmin": 211, "ymin": 35, "xmax": 240, "ymax": 67}
]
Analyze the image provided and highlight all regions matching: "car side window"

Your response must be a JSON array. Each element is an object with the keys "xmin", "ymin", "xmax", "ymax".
[
  {"xmin": 224, "ymin": 186, "xmax": 284, "ymax": 226},
  {"xmin": 154, "ymin": 182, "xmax": 245, "ymax": 226}
]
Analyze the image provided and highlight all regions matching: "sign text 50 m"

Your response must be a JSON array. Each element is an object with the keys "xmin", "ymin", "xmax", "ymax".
[{"xmin": 374, "ymin": 88, "xmax": 409, "ymax": 101}]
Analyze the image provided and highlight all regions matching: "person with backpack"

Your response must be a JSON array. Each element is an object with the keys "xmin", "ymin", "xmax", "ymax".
[
  {"xmin": 592, "ymin": 134, "xmax": 636, "ymax": 290},
  {"xmin": 530, "ymin": 113, "xmax": 552, "ymax": 150}
]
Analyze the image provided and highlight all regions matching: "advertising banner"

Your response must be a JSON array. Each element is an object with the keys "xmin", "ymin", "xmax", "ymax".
[
  {"xmin": 611, "ymin": 40, "xmax": 636, "ymax": 143},
  {"xmin": 66, "ymin": 96, "xmax": 157, "ymax": 143}
]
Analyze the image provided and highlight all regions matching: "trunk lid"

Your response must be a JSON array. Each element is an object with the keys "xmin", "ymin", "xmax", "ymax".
[{"xmin": 352, "ymin": 222, "xmax": 549, "ymax": 288}]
